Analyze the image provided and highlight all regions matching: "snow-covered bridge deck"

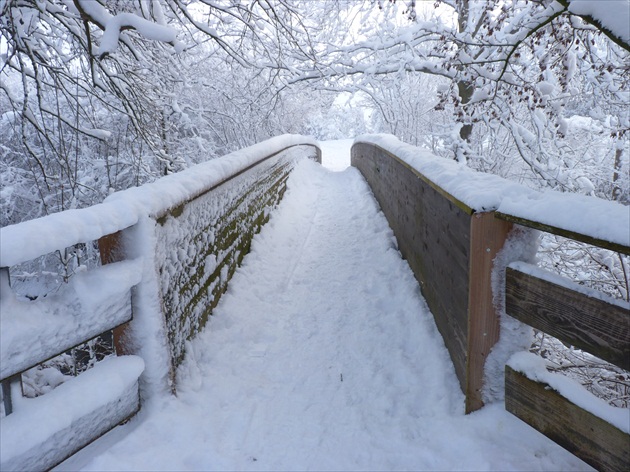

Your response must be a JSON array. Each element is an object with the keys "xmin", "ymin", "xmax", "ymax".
[{"xmin": 57, "ymin": 141, "xmax": 590, "ymax": 471}]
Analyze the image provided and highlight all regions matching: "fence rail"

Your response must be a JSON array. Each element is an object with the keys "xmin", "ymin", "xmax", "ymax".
[
  {"xmin": 0, "ymin": 136, "xmax": 320, "ymax": 471},
  {"xmin": 504, "ymin": 260, "xmax": 629, "ymax": 472},
  {"xmin": 505, "ymin": 263, "xmax": 629, "ymax": 370},
  {"xmin": 0, "ymin": 256, "xmax": 143, "ymax": 472},
  {"xmin": 352, "ymin": 135, "xmax": 629, "ymax": 471}
]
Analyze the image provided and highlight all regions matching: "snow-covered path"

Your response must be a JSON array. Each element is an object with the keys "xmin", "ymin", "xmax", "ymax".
[{"xmin": 59, "ymin": 140, "xmax": 590, "ymax": 471}]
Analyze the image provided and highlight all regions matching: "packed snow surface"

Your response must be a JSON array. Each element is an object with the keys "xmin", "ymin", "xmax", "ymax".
[{"xmin": 58, "ymin": 141, "xmax": 590, "ymax": 471}]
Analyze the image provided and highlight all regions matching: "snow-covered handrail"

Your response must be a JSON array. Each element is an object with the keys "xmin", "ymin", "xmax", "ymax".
[
  {"xmin": 351, "ymin": 136, "xmax": 629, "ymax": 472},
  {"xmin": 354, "ymin": 135, "xmax": 629, "ymax": 254},
  {"xmin": 0, "ymin": 135, "xmax": 319, "ymax": 268}
]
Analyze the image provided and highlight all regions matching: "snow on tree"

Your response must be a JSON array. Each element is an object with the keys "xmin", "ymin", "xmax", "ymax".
[{"xmin": 301, "ymin": 0, "xmax": 628, "ymax": 200}]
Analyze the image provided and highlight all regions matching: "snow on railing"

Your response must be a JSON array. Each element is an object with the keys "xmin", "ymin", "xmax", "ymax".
[
  {"xmin": 0, "ymin": 258, "xmax": 144, "ymax": 472},
  {"xmin": 0, "ymin": 135, "xmax": 318, "ymax": 268},
  {"xmin": 0, "ymin": 135, "xmax": 319, "ymax": 472},
  {"xmin": 503, "ymin": 256, "xmax": 629, "ymax": 472},
  {"xmin": 352, "ymin": 135, "xmax": 629, "ymax": 472},
  {"xmin": 355, "ymin": 134, "xmax": 629, "ymax": 253}
]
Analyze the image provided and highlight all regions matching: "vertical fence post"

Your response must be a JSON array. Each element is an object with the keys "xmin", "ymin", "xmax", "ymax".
[
  {"xmin": 465, "ymin": 212, "xmax": 513, "ymax": 413},
  {"xmin": 2, "ymin": 374, "xmax": 23, "ymax": 416},
  {"xmin": 97, "ymin": 231, "xmax": 131, "ymax": 356},
  {"xmin": 1, "ymin": 267, "xmax": 23, "ymax": 415}
]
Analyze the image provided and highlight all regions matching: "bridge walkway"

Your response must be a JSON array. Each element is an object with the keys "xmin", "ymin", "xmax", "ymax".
[{"xmin": 58, "ymin": 140, "xmax": 588, "ymax": 471}]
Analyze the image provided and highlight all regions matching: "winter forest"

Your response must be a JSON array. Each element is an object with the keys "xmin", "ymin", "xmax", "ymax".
[
  {"xmin": 2, "ymin": 0, "xmax": 628, "ymax": 221},
  {"xmin": 1, "ymin": 0, "xmax": 630, "ymax": 432}
]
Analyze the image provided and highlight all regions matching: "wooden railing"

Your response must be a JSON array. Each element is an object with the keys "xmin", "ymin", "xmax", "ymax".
[
  {"xmin": 0, "ymin": 262, "xmax": 143, "ymax": 471},
  {"xmin": 500, "ymin": 220, "xmax": 629, "ymax": 471},
  {"xmin": 0, "ymin": 135, "xmax": 319, "ymax": 471},
  {"xmin": 351, "ymin": 140, "xmax": 513, "ymax": 413},
  {"xmin": 352, "ymin": 136, "xmax": 629, "ymax": 471},
  {"xmin": 2, "ymin": 132, "xmax": 626, "ymax": 470}
]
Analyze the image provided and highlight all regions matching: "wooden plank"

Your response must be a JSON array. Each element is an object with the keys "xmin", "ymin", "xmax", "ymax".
[
  {"xmin": 352, "ymin": 142, "xmax": 474, "ymax": 215},
  {"xmin": 98, "ymin": 230, "xmax": 125, "ymax": 264},
  {"xmin": 496, "ymin": 212, "xmax": 630, "ymax": 255},
  {"xmin": 0, "ymin": 356, "xmax": 142, "ymax": 472},
  {"xmin": 352, "ymin": 142, "xmax": 471, "ymax": 394},
  {"xmin": 0, "ymin": 261, "xmax": 135, "ymax": 381},
  {"xmin": 98, "ymin": 230, "xmax": 133, "ymax": 356},
  {"xmin": 505, "ymin": 366, "xmax": 630, "ymax": 472},
  {"xmin": 465, "ymin": 212, "xmax": 513, "ymax": 413},
  {"xmin": 154, "ymin": 143, "xmax": 321, "ymax": 220},
  {"xmin": 155, "ymin": 154, "xmax": 297, "ymax": 373},
  {"xmin": 505, "ymin": 267, "xmax": 630, "ymax": 371}
]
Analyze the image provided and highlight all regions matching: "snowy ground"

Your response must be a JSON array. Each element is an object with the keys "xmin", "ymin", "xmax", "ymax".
[{"xmin": 57, "ymin": 139, "xmax": 591, "ymax": 471}]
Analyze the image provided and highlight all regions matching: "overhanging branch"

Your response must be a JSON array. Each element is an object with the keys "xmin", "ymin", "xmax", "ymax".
[{"xmin": 556, "ymin": 0, "xmax": 630, "ymax": 52}]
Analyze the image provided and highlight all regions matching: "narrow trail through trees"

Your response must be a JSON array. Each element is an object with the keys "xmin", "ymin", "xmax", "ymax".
[{"xmin": 58, "ymin": 141, "xmax": 591, "ymax": 472}]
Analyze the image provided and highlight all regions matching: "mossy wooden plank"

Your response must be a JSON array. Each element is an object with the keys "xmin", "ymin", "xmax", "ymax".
[
  {"xmin": 506, "ymin": 267, "xmax": 630, "ymax": 370},
  {"xmin": 505, "ymin": 366, "xmax": 630, "ymax": 472},
  {"xmin": 495, "ymin": 212, "xmax": 630, "ymax": 255},
  {"xmin": 155, "ymin": 151, "xmax": 299, "ymax": 372},
  {"xmin": 155, "ymin": 144, "xmax": 320, "ymax": 220}
]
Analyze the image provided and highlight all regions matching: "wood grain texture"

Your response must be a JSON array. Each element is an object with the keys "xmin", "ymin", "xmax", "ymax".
[
  {"xmin": 495, "ymin": 212, "xmax": 630, "ymax": 255},
  {"xmin": 98, "ymin": 230, "xmax": 132, "ymax": 357},
  {"xmin": 155, "ymin": 153, "xmax": 297, "ymax": 373},
  {"xmin": 505, "ymin": 366, "xmax": 630, "ymax": 472},
  {"xmin": 352, "ymin": 142, "xmax": 471, "ymax": 395},
  {"xmin": 466, "ymin": 212, "xmax": 513, "ymax": 413},
  {"xmin": 506, "ymin": 267, "xmax": 630, "ymax": 370}
]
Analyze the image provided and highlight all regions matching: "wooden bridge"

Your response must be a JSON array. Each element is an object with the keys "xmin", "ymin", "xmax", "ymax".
[{"xmin": 1, "ymin": 135, "xmax": 628, "ymax": 471}]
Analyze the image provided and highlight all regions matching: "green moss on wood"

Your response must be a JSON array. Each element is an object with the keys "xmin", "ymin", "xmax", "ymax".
[{"xmin": 158, "ymin": 158, "xmax": 295, "ymax": 370}]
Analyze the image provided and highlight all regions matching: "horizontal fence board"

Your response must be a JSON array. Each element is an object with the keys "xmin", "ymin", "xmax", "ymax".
[
  {"xmin": 496, "ymin": 212, "xmax": 630, "ymax": 255},
  {"xmin": 1, "ymin": 260, "xmax": 138, "ymax": 381},
  {"xmin": 0, "ymin": 356, "xmax": 143, "ymax": 472},
  {"xmin": 505, "ymin": 366, "xmax": 630, "ymax": 472},
  {"xmin": 505, "ymin": 267, "xmax": 630, "ymax": 370}
]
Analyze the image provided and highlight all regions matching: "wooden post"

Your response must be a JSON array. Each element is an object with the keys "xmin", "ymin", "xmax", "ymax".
[
  {"xmin": 1, "ymin": 268, "xmax": 23, "ymax": 415},
  {"xmin": 465, "ymin": 212, "xmax": 513, "ymax": 413},
  {"xmin": 1, "ymin": 374, "xmax": 23, "ymax": 416},
  {"xmin": 97, "ymin": 231, "xmax": 131, "ymax": 356}
]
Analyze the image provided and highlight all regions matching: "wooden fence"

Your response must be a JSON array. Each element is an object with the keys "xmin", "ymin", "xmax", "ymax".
[
  {"xmin": 351, "ymin": 141, "xmax": 513, "ymax": 413},
  {"xmin": 352, "ymin": 138, "xmax": 629, "ymax": 471},
  {"xmin": 0, "ymin": 260, "xmax": 143, "ymax": 471},
  {"xmin": 499, "ymin": 215, "xmax": 630, "ymax": 472},
  {"xmin": 0, "ymin": 137, "xmax": 319, "ymax": 471},
  {"xmin": 102, "ymin": 143, "xmax": 321, "ymax": 379}
]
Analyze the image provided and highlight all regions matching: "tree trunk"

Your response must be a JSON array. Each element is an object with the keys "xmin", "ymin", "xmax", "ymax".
[
  {"xmin": 457, "ymin": 80, "xmax": 474, "ymax": 142},
  {"xmin": 456, "ymin": 1, "xmax": 474, "ymax": 145},
  {"xmin": 612, "ymin": 145, "xmax": 623, "ymax": 202}
]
